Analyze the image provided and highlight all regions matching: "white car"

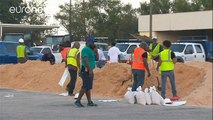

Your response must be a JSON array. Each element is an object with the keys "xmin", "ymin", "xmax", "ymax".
[
  {"xmin": 115, "ymin": 42, "xmax": 140, "ymax": 61},
  {"xmin": 170, "ymin": 43, "xmax": 205, "ymax": 62},
  {"xmin": 30, "ymin": 46, "xmax": 63, "ymax": 63}
]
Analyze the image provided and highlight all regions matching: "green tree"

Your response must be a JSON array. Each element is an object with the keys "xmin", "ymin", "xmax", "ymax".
[
  {"xmin": 0, "ymin": 0, "xmax": 26, "ymax": 23},
  {"xmin": 201, "ymin": 0, "xmax": 213, "ymax": 10},
  {"xmin": 21, "ymin": 0, "xmax": 47, "ymax": 25},
  {"xmin": 137, "ymin": 0, "xmax": 171, "ymax": 15},
  {"xmin": 191, "ymin": 0, "xmax": 213, "ymax": 11},
  {"xmin": 55, "ymin": 0, "xmax": 138, "ymax": 40},
  {"xmin": 172, "ymin": 0, "xmax": 191, "ymax": 13}
]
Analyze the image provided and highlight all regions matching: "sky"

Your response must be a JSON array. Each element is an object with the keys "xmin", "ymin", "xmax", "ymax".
[
  {"xmin": 37, "ymin": 0, "xmax": 147, "ymax": 34},
  {"xmin": 44, "ymin": 0, "xmax": 147, "ymax": 25}
]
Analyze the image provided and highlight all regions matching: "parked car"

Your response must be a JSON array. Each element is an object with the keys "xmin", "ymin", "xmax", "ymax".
[
  {"xmin": 0, "ymin": 41, "xmax": 42, "ymax": 64},
  {"xmin": 170, "ymin": 43, "xmax": 206, "ymax": 63},
  {"xmin": 115, "ymin": 42, "xmax": 140, "ymax": 62},
  {"xmin": 115, "ymin": 41, "xmax": 151, "ymax": 62},
  {"xmin": 177, "ymin": 40, "xmax": 213, "ymax": 61},
  {"xmin": 71, "ymin": 41, "xmax": 108, "ymax": 51},
  {"xmin": 30, "ymin": 46, "xmax": 63, "ymax": 63}
]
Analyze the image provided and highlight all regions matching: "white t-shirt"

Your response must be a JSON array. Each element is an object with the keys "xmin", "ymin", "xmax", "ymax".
[
  {"xmin": 98, "ymin": 49, "xmax": 106, "ymax": 60},
  {"xmin": 108, "ymin": 46, "xmax": 121, "ymax": 63}
]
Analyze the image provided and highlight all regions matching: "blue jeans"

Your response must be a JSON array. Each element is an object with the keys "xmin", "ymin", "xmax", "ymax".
[
  {"xmin": 161, "ymin": 70, "xmax": 177, "ymax": 98},
  {"xmin": 131, "ymin": 69, "xmax": 145, "ymax": 91}
]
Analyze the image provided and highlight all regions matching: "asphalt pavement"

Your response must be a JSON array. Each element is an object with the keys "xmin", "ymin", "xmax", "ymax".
[{"xmin": 0, "ymin": 88, "xmax": 212, "ymax": 120}]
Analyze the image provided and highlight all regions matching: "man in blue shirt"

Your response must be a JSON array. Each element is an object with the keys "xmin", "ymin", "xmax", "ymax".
[{"xmin": 75, "ymin": 36, "xmax": 99, "ymax": 107}]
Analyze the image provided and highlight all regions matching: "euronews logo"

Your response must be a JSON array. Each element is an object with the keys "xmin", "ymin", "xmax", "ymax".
[{"xmin": 9, "ymin": 6, "xmax": 44, "ymax": 14}]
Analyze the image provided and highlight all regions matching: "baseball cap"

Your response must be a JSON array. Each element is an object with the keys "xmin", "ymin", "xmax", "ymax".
[{"xmin": 86, "ymin": 36, "xmax": 94, "ymax": 42}]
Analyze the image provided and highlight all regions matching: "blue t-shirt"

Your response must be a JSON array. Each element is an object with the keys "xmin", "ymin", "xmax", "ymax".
[{"xmin": 81, "ymin": 46, "xmax": 95, "ymax": 69}]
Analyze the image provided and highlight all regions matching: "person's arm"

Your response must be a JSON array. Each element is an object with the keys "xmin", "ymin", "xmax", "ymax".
[
  {"xmin": 142, "ymin": 52, "xmax": 151, "ymax": 77},
  {"xmin": 64, "ymin": 51, "xmax": 69, "ymax": 67},
  {"xmin": 171, "ymin": 51, "xmax": 177, "ymax": 64},
  {"xmin": 94, "ymin": 47, "xmax": 99, "ymax": 61},
  {"xmin": 83, "ymin": 56, "xmax": 93, "ymax": 76},
  {"xmin": 156, "ymin": 57, "xmax": 162, "ymax": 71},
  {"xmin": 159, "ymin": 44, "xmax": 164, "ymax": 52},
  {"xmin": 77, "ymin": 53, "xmax": 80, "ymax": 69},
  {"xmin": 24, "ymin": 47, "xmax": 28, "ymax": 60}
]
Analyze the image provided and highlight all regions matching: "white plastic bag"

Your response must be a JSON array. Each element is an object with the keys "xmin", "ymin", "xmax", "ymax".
[
  {"xmin": 150, "ymin": 86, "xmax": 164, "ymax": 105},
  {"xmin": 135, "ymin": 86, "xmax": 146, "ymax": 105},
  {"xmin": 124, "ymin": 87, "xmax": 135, "ymax": 104},
  {"xmin": 58, "ymin": 68, "xmax": 69, "ymax": 87},
  {"xmin": 144, "ymin": 88, "xmax": 152, "ymax": 105}
]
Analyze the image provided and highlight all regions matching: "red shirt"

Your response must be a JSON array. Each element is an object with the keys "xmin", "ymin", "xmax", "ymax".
[{"xmin": 61, "ymin": 47, "xmax": 70, "ymax": 60}]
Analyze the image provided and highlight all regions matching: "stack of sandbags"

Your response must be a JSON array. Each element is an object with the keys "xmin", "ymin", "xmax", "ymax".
[{"xmin": 124, "ymin": 86, "xmax": 164, "ymax": 106}]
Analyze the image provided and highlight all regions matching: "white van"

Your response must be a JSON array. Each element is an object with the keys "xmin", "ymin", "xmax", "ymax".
[{"xmin": 170, "ymin": 43, "xmax": 205, "ymax": 62}]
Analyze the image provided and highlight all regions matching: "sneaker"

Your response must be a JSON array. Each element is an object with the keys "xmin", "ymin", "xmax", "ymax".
[
  {"xmin": 87, "ymin": 101, "xmax": 98, "ymax": 107},
  {"xmin": 68, "ymin": 92, "xmax": 75, "ymax": 96},
  {"xmin": 170, "ymin": 96, "xmax": 180, "ymax": 101},
  {"xmin": 74, "ymin": 101, "xmax": 84, "ymax": 107}
]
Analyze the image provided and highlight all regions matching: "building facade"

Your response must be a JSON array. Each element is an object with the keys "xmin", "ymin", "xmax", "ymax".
[{"xmin": 138, "ymin": 10, "xmax": 213, "ymax": 42}]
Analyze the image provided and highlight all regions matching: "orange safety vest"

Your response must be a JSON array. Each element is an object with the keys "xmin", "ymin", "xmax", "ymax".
[
  {"xmin": 61, "ymin": 47, "xmax": 70, "ymax": 60},
  {"xmin": 132, "ymin": 47, "xmax": 146, "ymax": 70}
]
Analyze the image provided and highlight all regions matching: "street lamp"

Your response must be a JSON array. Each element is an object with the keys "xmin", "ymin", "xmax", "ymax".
[{"xmin": 149, "ymin": 0, "xmax": 153, "ymax": 38}]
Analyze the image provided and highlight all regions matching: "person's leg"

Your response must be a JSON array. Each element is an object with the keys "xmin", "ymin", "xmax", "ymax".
[
  {"xmin": 75, "ymin": 68, "xmax": 87, "ymax": 107},
  {"xmin": 168, "ymin": 70, "xmax": 177, "ymax": 97},
  {"xmin": 136, "ymin": 70, "xmax": 145, "ymax": 89},
  {"xmin": 131, "ymin": 69, "xmax": 138, "ymax": 91},
  {"xmin": 66, "ymin": 69, "xmax": 72, "ymax": 93},
  {"xmin": 161, "ymin": 71, "xmax": 168, "ymax": 99},
  {"xmin": 76, "ymin": 88, "xmax": 85, "ymax": 101},
  {"xmin": 85, "ymin": 74, "xmax": 97, "ymax": 106},
  {"xmin": 75, "ymin": 88, "xmax": 85, "ymax": 107},
  {"xmin": 68, "ymin": 69, "xmax": 77, "ymax": 95}
]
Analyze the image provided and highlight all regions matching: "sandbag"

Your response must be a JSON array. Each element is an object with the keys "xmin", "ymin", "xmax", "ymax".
[
  {"xmin": 150, "ymin": 86, "xmax": 164, "ymax": 105},
  {"xmin": 58, "ymin": 68, "xmax": 69, "ymax": 87},
  {"xmin": 135, "ymin": 86, "xmax": 146, "ymax": 105},
  {"xmin": 144, "ymin": 88, "xmax": 152, "ymax": 105},
  {"xmin": 124, "ymin": 87, "xmax": 135, "ymax": 104}
]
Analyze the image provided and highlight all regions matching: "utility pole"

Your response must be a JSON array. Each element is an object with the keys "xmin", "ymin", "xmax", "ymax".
[
  {"xmin": 69, "ymin": 0, "xmax": 72, "ymax": 43},
  {"xmin": 83, "ymin": 0, "xmax": 87, "ymax": 36},
  {"xmin": 149, "ymin": 0, "xmax": 153, "ymax": 39}
]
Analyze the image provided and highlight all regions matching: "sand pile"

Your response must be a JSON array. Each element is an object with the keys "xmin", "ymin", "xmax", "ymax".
[{"xmin": 0, "ymin": 61, "xmax": 212, "ymax": 107}]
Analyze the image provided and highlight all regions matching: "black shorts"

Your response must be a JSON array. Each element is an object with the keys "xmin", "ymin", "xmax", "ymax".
[{"xmin": 80, "ymin": 66, "xmax": 94, "ymax": 91}]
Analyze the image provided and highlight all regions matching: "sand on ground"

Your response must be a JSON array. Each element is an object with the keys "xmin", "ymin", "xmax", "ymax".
[{"xmin": 0, "ymin": 61, "xmax": 212, "ymax": 107}]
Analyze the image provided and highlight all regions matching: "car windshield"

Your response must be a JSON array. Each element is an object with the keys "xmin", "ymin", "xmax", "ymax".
[
  {"xmin": 116, "ymin": 44, "xmax": 129, "ymax": 52},
  {"xmin": 95, "ymin": 43, "xmax": 108, "ymax": 51},
  {"xmin": 170, "ymin": 44, "xmax": 186, "ymax": 52},
  {"xmin": 30, "ymin": 48, "xmax": 42, "ymax": 53},
  {"xmin": 45, "ymin": 36, "xmax": 64, "ymax": 46},
  {"xmin": 4, "ymin": 34, "xmax": 22, "ymax": 42}
]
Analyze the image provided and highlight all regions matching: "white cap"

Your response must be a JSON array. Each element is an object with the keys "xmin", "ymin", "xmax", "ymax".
[
  {"xmin": 152, "ymin": 36, "xmax": 157, "ymax": 40},
  {"xmin": 19, "ymin": 38, "xmax": 24, "ymax": 43}
]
